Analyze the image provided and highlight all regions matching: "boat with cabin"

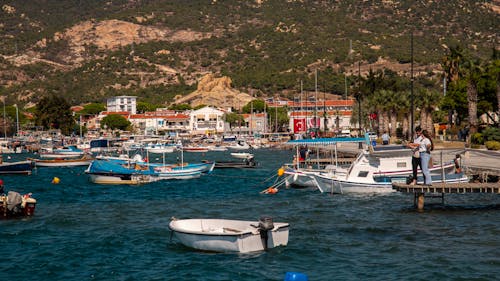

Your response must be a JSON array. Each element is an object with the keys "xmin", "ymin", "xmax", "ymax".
[{"xmin": 312, "ymin": 144, "xmax": 468, "ymax": 194}]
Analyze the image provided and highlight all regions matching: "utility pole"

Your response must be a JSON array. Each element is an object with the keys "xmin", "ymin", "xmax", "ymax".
[
  {"xmin": 14, "ymin": 104, "xmax": 19, "ymax": 137},
  {"xmin": 314, "ymin": 69, "xmax": 318, "ymax": 135},
  {"xmin": 2, "ymin": 99, "xmax": 6, "ymax": 138},
  {"xmin": 410, "ymin": 31, "xmax": 414, "ymax": 141},
  {"xmin": 358, "ymin": 62, "xmax": 362, "ymax": 149}
]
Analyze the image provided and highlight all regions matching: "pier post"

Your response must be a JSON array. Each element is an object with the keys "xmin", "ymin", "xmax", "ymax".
[{"xmin": 417, "ymin": 193, "xmax": 425, "ymax": 211}]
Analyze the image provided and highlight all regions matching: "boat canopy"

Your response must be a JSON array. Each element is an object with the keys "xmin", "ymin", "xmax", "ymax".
[{"xmin": 286, "ymin": 137, "xmax": 367, "ymax": 147}]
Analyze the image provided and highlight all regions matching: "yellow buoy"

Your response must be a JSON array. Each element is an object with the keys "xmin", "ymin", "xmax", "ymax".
[
  {"xmin": 52, "ymin": 177, "xmax": 60, "ymax": 184},
  {"xmin": 277, "ymin": 168, "xmax": 285, "ymax": 177}
]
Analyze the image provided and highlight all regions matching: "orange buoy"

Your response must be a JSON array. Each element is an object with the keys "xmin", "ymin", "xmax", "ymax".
[
  {"xmin": 267, "ymin": 187, "xmax": 278, "ymax": 194},
  {"xmin": 277, "ymin": 168, "xmax": 285, "ymax": 177}
]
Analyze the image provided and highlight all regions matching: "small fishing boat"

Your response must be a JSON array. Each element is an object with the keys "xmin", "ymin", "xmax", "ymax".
[
  {"xmin": 209, "ymin": 158, "xmax": 257, "ymax": 169},
  {"xmin": 1, "ymin": 191, "xmax": 37, "ymax": 218},
  {"xmin": 31, "ymin": 155, "xmax": 94, "ymax": 167},
  {"xmin": 0, "ymin": 160, "xmax": 33, "ymax": 175},
  {"xmin": 85, "ymin": 160, "xmax": 157, "ymax": 185},
  {"xmin": 169, "ymin": 217, "xmax": 289, "ymax": 253},
  {"xmin": 183, "ymin": 146, "xmax": 209, "ymax": 153},
  {"xmin": 144, "ymin": 144, "xmax": 176, "ymax": 154},
  {"xmin": 151, "ymin": 161, "xmax": 215, "ymax": 179},
  {"xmin": 230, "ymin": 152, "xmax": 254, "ymax": 159},
  {"xmin": 312, "ymin": 145, "xmax": 468, "ymax": 194},
  {"xmin": 39, "ymin": 146, "xmax": 85, "ymax": 159},
  {"xmin": 227, "ymin": 141, "xmax": 251, "ymax": 150}
]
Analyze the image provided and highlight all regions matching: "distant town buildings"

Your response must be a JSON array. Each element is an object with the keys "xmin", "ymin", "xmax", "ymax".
[
  {"xmin": 82, "ymin": 96, "xmax": 355, "ymax": 137},
  {"xmin": 106, "ymin": 96, "xmax": 137, "ymax": 114}
]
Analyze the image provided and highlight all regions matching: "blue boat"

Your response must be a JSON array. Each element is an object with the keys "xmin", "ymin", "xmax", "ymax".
[
  {"xmin": 85, "ymin": 159, "xmax": 156, "ymax": 185},
  {"xmin": 0, "ymin": 160, "xmax": 33, "ymax": 175}
]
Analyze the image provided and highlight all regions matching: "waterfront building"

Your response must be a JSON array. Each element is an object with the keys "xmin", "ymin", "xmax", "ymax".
[
  {"xmin": 128, "ymin": 110, "xmax": 190, "ymax": 136},
  {"xmin": 189, "ymin": 107, "xmax": 225, "ymax": 135},
  {"xmin": 107, "ymin": 96, "xmax": 137, "ymax": 114}
]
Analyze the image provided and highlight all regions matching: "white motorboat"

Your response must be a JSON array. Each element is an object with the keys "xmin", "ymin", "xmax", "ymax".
[
  {"xmin": 169, "ymin": 217, "xmax": 289, "ymax": 253},
  {"xmin": 231, "ymin": 152, "xmax": 254, "ymax": 159},
  {"xmin": 312, "ymin": 145, "xmax": 468, "ymax": 194},
  {"xmin": 144, "ymin": 144, "xmax": 176, "ymax": 154},
  {"xmin": 39, "ymin": 146, "xmax": 85, "ymax": 158},
  {"xmin": 227, "ymin": 141, "xmax": 251, "ymax": 150}
]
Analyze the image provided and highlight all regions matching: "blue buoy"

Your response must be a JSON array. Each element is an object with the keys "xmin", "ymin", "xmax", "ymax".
[
  {"xmin": 284, "ymin": 272, "xmax": 308, "ymax": 281},
  {"xmin": 371, "ymin": 140, "xmax": 377, "ymax": 147}
]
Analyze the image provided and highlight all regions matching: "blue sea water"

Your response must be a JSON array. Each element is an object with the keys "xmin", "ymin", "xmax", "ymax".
[{"xmin": 1, "ymin": 149, "xmax": 499, "ymax": 281}]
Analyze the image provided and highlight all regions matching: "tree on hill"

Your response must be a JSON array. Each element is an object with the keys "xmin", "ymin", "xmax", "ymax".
[
  {"xmin": 100, "ymin": 114, "xmax": 131, "ymax": 131},
  {"xmin": 35, "ymin": 95, "xmax": 75, "ymax": 135},
  {"xmin": 80, "ymin": 103, "xmax": 106, "ymax": 116},
  {"xmin": 168, "ymin": 103, "xmax": 192, "ymax": 111},
  {"xmin": 242, "ymin": 99, "xmax": 265, "ymax": 113}
]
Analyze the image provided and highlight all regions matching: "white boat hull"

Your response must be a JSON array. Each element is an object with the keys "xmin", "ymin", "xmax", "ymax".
[
  {"xmin": 169, "ymin": 219, "xmax": 289, "ymax": 253},
  {"xmin": 231, "ymin": 152, "xmax": 253, "ymax": 159},
  {"xmin": 313, "ymin": 173, "xmax": 470, "ymax": 194},
  {"xmin": 88, "ymin": 174, "xmax": 155, "ymax": 185}
]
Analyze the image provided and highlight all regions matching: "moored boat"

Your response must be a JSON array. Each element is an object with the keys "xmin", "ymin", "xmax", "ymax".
[
  {"xmin": 0, "ymin": 160, "xmax": 33, "ymax": 175},
  {"xmin": 1, "ymin": 191, "xmax": 37, "ymax": 218},
  {"xmin": 183, "ymin": 146, "xmax": 209, "ymax": 153},
  {"xmin": 31, "ymin": 155, "xmax": 94, "ymax": 167},
  {"xmin": 230, "ymin": 152, "xmax": 254, "ymax": 159},
  {"xmin": 169, "ymin": 217, "xmax": 289, "ymax": 253},
  {"xmin": 312, "ymin": 145, "xmax": 468, "ymax": 194},
  {"xmin": 39, "ymin": 145, "xmax": 85, "ymax": 159},
  {"xmin": 85, "ymin": 159, "xmax": 157, "ymax": 185}
]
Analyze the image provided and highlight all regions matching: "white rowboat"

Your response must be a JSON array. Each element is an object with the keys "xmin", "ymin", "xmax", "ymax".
[{"xmin": 169, "ymin": 217, "xmax": 289, "ymax": 253}]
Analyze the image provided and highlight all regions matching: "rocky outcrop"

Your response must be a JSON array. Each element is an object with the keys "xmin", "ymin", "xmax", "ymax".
[
  {"xmin": 35, "ymin": 19, "xmax": 213, "ymax": 65},
  {"xmin": 173, "ymin": 74, "xmax": 253, "ymax": 110}
]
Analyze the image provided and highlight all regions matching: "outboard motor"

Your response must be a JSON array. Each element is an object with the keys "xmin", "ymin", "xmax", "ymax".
[
  {"xmin": 6, "ymin": 191, "xmax": 23, "ymax": 215},
  {"xmin": 258, "ymin": 216, "xmax": 274, "ymax": 250}
]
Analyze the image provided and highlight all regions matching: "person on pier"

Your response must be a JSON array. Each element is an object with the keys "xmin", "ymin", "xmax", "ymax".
[
  {"xmin": 407, "ymin": 126, "xmax": 423, "ymax": 185},
  {"xmin": 420, "ymin": 130, "xmax": 434, "ymax": 186}
]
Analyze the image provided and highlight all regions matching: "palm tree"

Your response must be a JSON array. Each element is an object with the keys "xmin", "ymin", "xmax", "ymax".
[
  {"xmin": 417, "ymin": 88, "xmax": 443, "ymax": 134},
  {"xmin": 461, "ymin": 58, "xmax": 483, "ymax": 135},
  {"xmin": 442, "ymin": 46, "xmax": 464, "ymax": 84}
]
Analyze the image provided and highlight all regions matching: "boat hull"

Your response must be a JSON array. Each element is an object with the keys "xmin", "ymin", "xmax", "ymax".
[
  {"xmin": 0, "ymin": 161, "xmax": 33, "ymax": 175},
  {"xmin": 313, "ymin": 173, "xmax": 470, "ymax": 194},
  {"xmin": 88, "ymin": 173, "xmax": 154, "ymax": 185},
  {"xmin": 34, "ymin": 159, "xmax": 93, "ymax": 167},
  {"xmin": 169, "ymin": 219, "xmax": 289, "ymax": 253}
]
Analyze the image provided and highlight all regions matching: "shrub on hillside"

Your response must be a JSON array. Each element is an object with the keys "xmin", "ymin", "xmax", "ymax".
[
  {"xmin": 481, "ymin": 127, "xmax": 500, "ymax": 142},
  {"xmin": 471, "ymin": 133, "xmax": 484, "ymax": 144},
  {"xmin": 485, "ymin": 141, "xmax": 500, "ymax": 151}
]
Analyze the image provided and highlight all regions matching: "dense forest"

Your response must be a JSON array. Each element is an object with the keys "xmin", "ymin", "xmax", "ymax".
[{"xmin": 0, "ymin": 0, "xmax": 498, "ymax": 107}]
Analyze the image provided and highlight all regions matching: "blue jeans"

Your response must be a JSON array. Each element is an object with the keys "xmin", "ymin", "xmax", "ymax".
[{"xmin": 420, "ymin": 152, "xmax": 432, "ymax": 185}]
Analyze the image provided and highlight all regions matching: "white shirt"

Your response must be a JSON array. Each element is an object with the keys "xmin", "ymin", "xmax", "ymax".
[
  {"xmin": 413, "ymin": 135, "xmax": 424, "ymax": 152},
  {"xmin": 420, "ymin": 137, "xmax": 431, "ymax": 153}
]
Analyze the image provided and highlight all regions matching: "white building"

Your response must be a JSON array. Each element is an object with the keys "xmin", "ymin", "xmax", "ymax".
[
  {"xmin": 107, "ymin": 96, "xmax": 137, "ymax": 114},
  {"xmin": 190, "ymin": 107, "xmax": 225, "ymax": 135},
  {"xmin": 128, "ymin": 110, "xmax": 190, "ymax": 136}
]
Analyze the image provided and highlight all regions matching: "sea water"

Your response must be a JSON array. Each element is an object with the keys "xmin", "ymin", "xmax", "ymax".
[{"xmin": 1, "ymin": 149, "xmax": 499, "ymax": 280}]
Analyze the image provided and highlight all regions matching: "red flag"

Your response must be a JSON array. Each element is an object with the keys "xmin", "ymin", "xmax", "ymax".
[{"xmin": 294, "ymin": 118, "xmax": 306, "ymax": 133}]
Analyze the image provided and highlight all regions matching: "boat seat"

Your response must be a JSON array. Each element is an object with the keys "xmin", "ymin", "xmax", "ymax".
[{"xmin": 223, "ymin": 227, "xmax": 242, "ymax": 233}]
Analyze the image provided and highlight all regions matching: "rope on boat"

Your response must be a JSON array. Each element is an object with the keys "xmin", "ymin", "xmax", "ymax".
[{"xmin": 260, "ymin": 167, "xmax": 287, "ymax": 194}]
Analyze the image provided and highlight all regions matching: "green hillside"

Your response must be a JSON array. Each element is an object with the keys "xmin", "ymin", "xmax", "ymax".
[{"xmin": 0, "ymin": 0, "xmax": 498, "ymax": 105}]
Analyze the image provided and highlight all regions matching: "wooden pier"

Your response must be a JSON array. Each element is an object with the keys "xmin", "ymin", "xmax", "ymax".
[{"xmin": 392, "ymin": 182, "xmax": 500, "ymax": 210}]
